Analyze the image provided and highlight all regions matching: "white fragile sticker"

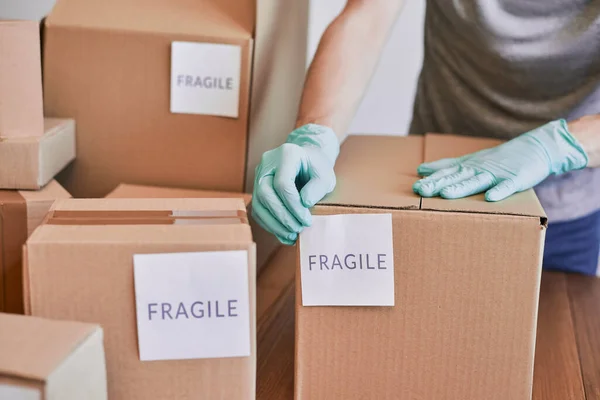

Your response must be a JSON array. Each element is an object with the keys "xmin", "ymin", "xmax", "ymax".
[
  {"xmin": 170, "ymin": 41, "xmax": 242, "ymax": 118},
  {"xmin": 133, "ymin": 251, "xmax": 250, "ymax": 361},
  {"xmin": 299, "ymin": 214, "xmax": 395, "ymax": 306},
  {"xmin": 0, "ymin": 384, "xmax": 40, "ymax": 400}
]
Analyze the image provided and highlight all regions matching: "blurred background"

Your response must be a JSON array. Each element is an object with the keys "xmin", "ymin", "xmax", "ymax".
[{"xmin": 0, "ymin": 0, "xmax": 425, "ymax": 135}]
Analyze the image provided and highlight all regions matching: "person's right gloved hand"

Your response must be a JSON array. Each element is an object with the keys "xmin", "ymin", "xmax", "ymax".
[{"xmin": 252, "ymin": 124, "xmax": 340, "ymax": 245}]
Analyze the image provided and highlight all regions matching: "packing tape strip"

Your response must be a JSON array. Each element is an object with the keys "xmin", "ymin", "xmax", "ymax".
[
  {"xmin": 0, "ymin": 189, "xmax": 28, "ymax": 314},
  {"xmin": 46, "ymin": 209, "xmax": 248, "ymax": 225}
]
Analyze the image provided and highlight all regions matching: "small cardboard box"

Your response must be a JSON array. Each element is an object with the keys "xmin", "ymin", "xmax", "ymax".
[
  {"xmin": 106, "ymin": 183, "xmax": 279, "ymax": 274},
  {"xmin": 0, "ymin": 118, "xmax": 76, "ymax": 190},
  {"xmin": 295, "ymin": 134, "xmax": 546, "ymax": 399},
  {"xmin": 24, "ymin": 198, "xmax": 256, "ymax": 400},
  {"xmin": 0, "ymin": 21, "xmax": 44, "ymax": 138},
  {"xmin": 0, "ymin": 313, "xmax": 107, "ymax": 400},
  {"xmin": 0, "ymin": 180, "xmax": 71, "ymax": 314},
  {"xmin": 43, "ymin": 0, "xmax": 308, "ymax": 197}
]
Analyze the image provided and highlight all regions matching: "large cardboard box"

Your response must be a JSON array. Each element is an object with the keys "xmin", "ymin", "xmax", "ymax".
[
  {"xmin": 295, "ymin": 134, "xmax": 547, "ymax": 399},
  {"xmin": 24, "ymin": 198, "xmax": 256, "ymax": 399},
  {"xmin": 0, "ymin": 180, "xmax": 70, "ymax": 314},
  {"xmin": 43, "ymin": 0, "xmax": 308, "ymax": 197},
  {"xmin": 0, "ymin": 313, "xmax": 107, "ymax": 400},
  {"xmin": 0, "ymin": 21, "xmax": 44, "ymax": 138},
  {"xmin": 0, "ymin": 118, "xmax": 76, "ymax": 190},
  {"xmin": 106, "ymin": 183, "xmax": 279, "ymax": 274}
]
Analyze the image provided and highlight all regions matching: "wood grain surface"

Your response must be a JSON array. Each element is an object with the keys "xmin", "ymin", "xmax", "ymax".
[
  {"xmin": 568, "ymin": 274, "xmax": 600, "ymax": 400},
  {"xmin": 256, "ymin": 249, "xmax": 600, "ymax": 400}
]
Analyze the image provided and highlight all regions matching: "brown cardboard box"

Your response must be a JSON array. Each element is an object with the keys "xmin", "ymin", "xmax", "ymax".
[
  {"xmin": 295, "ymin": 134, "xmax": 546, "ymax": 400},
  {"xmin": 24, "ymin": 198, "xmax": 256, "ymax": 399},
  {"xmin": 0, "ymin": 312, "xmax": 107, "ymax": 400},
  {"xmin": 0, "ymin": 21, "xmax": 44, "ymax": 138},
  {"xmin": 0, "ymin": 180, "xmax": 70, "ymax": 314},
  {"xmin": 43, "ymin": 0, "xmax": 308, "ymax": 197},
  {"xmin": 106, "ymin": 183, "xmax": 280, "ymax": 274},
  {"xmin": 0, "ymin": 118, "xmax": 76, "ymax": 190}
]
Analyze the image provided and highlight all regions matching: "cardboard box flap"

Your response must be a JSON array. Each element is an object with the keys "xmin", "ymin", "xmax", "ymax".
[
  {"xmin": 29, "ymin": 198, "xmax": 254, "ymax": 245},
  {"xmin": 107, "ymin": 183, "xmax": 251, "ymax": 206},
  {"xmin": 424, "ymin": 133, "xmax": 503, "ymax": 161},
  {"xmin": 0, "ymin": 313, "xmax": 99, "ymax": 381},
  {"xmin": 19, "ymin": 180, "xmax": 71, "ymax": 203},
  {"xmin": 46, "ymin": 0, "xmax": 254, "ymax": 39},
  {"xmin": 50, "ymin": 198, "xmax": 247, "ymax": 213},
  {"xmin": 422, "ymin": 133, "xmax": 547, "ymax": 220},
  {"xmin": 320, "ymin": 135, "xmax": 422, "ymax": 210},
  {"xmin": 421, "ymin": 192, "xmax": 547, "ymax": 220}
]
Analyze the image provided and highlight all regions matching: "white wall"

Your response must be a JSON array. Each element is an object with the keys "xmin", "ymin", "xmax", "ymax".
[
  {"xmin": 0, "ymin": 0, "xmax": 55, "ymax": 20},
  {"xmin": 308, "ymin": 1, "xmax": 425, "ymax": 135}
]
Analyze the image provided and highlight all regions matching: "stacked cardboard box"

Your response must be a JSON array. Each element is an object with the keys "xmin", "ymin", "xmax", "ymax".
[
  {"xmin": 0, "ymin": 21, "xmax": 74, "ymax": 315},
  {"xmin": 0, "ymin": 20, "xmax": 76, "ymax": 190},
  {"xmin": 0, "ymin": 180, "xmax": 71, "ymax": 314},
  {"xmin": 24, "ymin": 198, "xmax": 257, "ymax": 399},
  {"xmin": 106, "ymin": 183, "xmax": 279, "ymax": 274},
  {"xmin": 295, "ymin": 134, "xmax": 546, "ymax": 399},
  {"xmin": 43, "ymin": 0, "xmax": 308, "ymax": 197},
  {"xmin": 0, "ymin": 312, "xmax": 107, "ymax": 399}
]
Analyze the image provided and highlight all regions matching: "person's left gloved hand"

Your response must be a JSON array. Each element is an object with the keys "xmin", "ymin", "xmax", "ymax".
[{"xmin": 413, "ymin": 119, "xmax": 589, "ymax": 201}]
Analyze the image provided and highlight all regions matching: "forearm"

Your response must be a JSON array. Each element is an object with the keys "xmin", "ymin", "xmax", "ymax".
[
  {"xmin": 295, "ymin": 0, "xmax": 405, "ymax": 143},
  {"xmin": 568, "ymin": 115, "xmax": 600, "ymax": 167}
]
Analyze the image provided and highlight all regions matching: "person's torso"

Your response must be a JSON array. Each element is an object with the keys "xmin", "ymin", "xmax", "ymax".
[{"xmin": 410, "ymin": 0, "xmax": 600, "ymax": 222}]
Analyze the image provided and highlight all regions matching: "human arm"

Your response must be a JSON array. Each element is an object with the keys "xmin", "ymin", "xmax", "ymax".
[
  {"xmin": 413, "ymin": 117, "xmax": 598, "ymax": 201},
  {"xmin": 252, "ymin": 0, "xmax": 405, "ymax": 244},
  {"xmin": 568, "ymin": 115, "xmax": 600, "ymax": 167},
  {"xmin": 295, "ymin": 0, "xmax": 406, "ymax": 141}
]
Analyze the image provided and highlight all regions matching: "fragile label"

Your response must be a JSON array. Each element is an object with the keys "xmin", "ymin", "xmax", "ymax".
[
  {"xmin": 170, "ymin": 41, "xmax": 242, "ymax": 118},
  {"xmin": 0, "ymin": 384, "xmax": 40, "ymax": 400},
  {"xmin": 299, "ymin": 214, "xmax": 395, "ymax": 306},
  {"xmin": 133, "ymin": 251, "xmax": 251, "ymax": 361}
]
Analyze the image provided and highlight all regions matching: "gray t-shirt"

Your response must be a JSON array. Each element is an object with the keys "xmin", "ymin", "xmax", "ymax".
[{"xmin": 410, "ymin": 0, "xmax": 600, "ymax": 222}]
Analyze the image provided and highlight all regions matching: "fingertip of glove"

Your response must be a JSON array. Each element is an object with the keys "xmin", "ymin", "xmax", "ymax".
[
  {"xmin": 412, "ymin": 181, "xmax": 422, "ymax": 193},
  {"xmin": 484, "ymin": 191, "xmax": 503, "ymax": 202},
  {"xmin": 279, "ymin": 233, "xmax": 298, "ymax": 245},
  {"xmin": 416, "ymin": 181, "xmax": 436, "ymax": 197},
  {"xmin": 439, "ymin": 186, "xmax": 460, "ymax": 199},
  {"xmin": 416, "ymin": 165, "xmax": 430, "ymax": 176}
]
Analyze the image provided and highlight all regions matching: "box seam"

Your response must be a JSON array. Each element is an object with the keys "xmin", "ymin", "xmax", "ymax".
[{"xmin": 44, "ymin": 21, "xmax": 253, "ymax": 43}]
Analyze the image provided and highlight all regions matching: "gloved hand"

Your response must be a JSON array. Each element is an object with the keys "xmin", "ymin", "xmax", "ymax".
[
  {"xmin": 252, "ymin": 124, "xmax": 339, "ymax": 245},
  {"xmin": 413, "ymin": 119, "xmax": 589, "ymax": 201}
]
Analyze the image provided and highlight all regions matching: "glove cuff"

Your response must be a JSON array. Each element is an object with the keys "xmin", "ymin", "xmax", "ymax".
[
  {"xmin": 286, "ymin": 124, "xmax": 340, "ymax": 165},
  {"xmin": 530, "ymin": 119, "xmax": 589, "ymax": 175}
]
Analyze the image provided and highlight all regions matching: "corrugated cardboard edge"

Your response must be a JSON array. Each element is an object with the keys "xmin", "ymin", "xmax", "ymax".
[
  {"xmin": 293, "ymin": 244, "xmax": 303, "ymax": 400},
  {"xmin": 22, "ymin": 244, "xmax": 31, "ymax": 315},
  {"xmin": 38, "ymin": 118, "xmax": 76, "ymax": 188}
]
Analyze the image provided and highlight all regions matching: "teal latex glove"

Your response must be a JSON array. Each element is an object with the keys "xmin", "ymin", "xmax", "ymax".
[
  {"xmin": 252, "ymin": 124, "xmax": 339, "ymax": 245},
  {"xmin": 413, "ymin": 119, "xmax": 589, "ymax": 201}
]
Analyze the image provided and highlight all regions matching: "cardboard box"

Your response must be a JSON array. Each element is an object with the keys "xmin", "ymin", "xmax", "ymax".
[
  {"xmin": 106, "ymin": 183, "xmax": 279, "ymax": 274},
  {"xmin": 0, "ymin": 312, "xmax": 107, "ymax": 400},
  {"xmin": 0, "ymin": 180, "xmax": 70, "ymax": 314},
  {"xmin": 0, "ymin": 21, "xmax": 44, "ymax": 138},
  {"xmin": 295, "ymin": 134, "xmax": 547, "ymax": 399},
  {"xmin": 0, "ymin": 118, "xmax": 76, "ymax": 190},
  {"xmin": 42, "ymin": 0, "xmax": 308, "ymax": 197},
  {"xmin": 24, "ymin": 198, "xmax": 256, "ymax": 399}
]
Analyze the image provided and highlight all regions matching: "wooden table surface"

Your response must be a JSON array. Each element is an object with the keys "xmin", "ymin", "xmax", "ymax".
[{"xmin": 256, "ymin": 247, "xmax": 600, "ymax": 400}]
